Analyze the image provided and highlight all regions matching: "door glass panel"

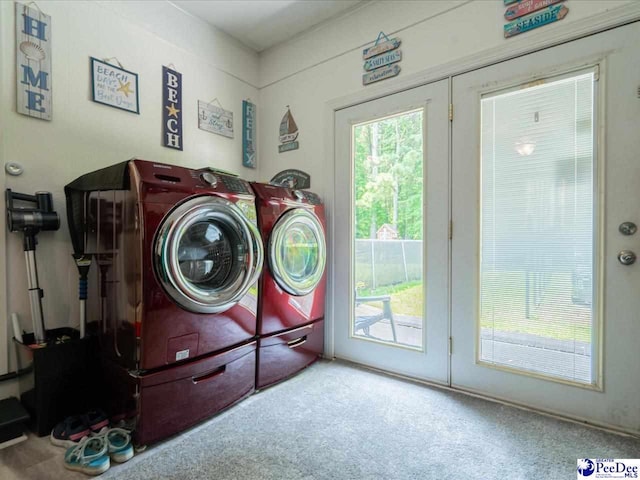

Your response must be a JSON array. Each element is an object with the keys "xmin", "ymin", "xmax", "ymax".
[
  {"xmin": 353, "ymin": 109, "xmax": 424, "ymax": 349},
  {"xmin": 479, "ymin": 71, "xmax": 596, "ymax": 384}
]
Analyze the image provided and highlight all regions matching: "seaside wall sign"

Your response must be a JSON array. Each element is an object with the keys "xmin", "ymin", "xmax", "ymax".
[
  {"xmin": 278, "ymin": 106, "xmax": 299, "ymax": 153},
  {"xmin": 362, "ymin": 31, "xmax": 401, "ymax": 86},
  {"xmin": 162, "ymin": 65, "xmax": 182, "ymax": 150},
  {"xmin": 504, "ymin": 2, "xmax": 568, "ymax": 38},
  {"xmin": 198, "ymin": 98, "xmax": 233, "ymax": 138},
  {"xmin": 242, "ymin": 100, "xmax": 257, "ymax": 168},
  {"xmin": 16, "ymin": 2, "xmax": 52, "ymax": 120},
  {"xmin": 90, "ymin": 57, "xmax": 139, "ymax": 114}
]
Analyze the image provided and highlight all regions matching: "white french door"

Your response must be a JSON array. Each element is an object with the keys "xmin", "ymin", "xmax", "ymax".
[
  {"xmin": 450, "ymin": 22, "xmax": 640, "ymax": 433},
  {"xmin": 333, "ymin": 80, "xmax": 450, "ymax": 383},
  {"xmin": 332, "ymin": 21, "xmax": 640, "ymax": 434}
]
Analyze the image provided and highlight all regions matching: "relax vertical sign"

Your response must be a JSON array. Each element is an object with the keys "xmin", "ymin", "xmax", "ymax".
[
  {"xmin": 163, "ymin": 66, "xmax": 183, "ymax": 150},
  {"xmin": 16, "ymin": 2, "xmax": 52, "ymax": 120}
]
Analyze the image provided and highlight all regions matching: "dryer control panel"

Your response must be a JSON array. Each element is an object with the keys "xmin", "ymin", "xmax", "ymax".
[
  {"xmin": 299, "ymin": 190, "xmax": 321, "ymax": 205},
  {"xmin": 188, "ymin": 167, "xmax": 251, "ymax": 194}
]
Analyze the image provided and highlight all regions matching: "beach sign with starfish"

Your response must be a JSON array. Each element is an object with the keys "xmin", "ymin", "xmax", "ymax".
[
  {"xmin": 162, "ymin": 66, "xmax": 182, "ymax": 150},
  {"xmin": 90, "ymin": 57, "xmax": 139, "ymax": 114}
]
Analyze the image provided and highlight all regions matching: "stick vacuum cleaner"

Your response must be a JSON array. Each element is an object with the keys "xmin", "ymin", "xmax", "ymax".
[{"xmin": 5, "ymin": 189, "xmax": 60, "ymax": 344}]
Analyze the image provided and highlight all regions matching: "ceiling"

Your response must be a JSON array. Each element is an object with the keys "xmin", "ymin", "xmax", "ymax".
[{"xmin": 169, "ymin": 0, "xmax": 367, "ymax": 52}]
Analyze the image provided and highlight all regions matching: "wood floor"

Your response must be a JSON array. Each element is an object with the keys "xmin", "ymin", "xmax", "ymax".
[{"xmin": 1, "ymin": 433, "xmax": 89, "ymax": 480}]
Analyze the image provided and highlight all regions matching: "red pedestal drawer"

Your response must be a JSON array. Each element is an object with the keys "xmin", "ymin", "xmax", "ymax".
[
  {"xmin": 136, "ymin": 341, "xmax": 256, "ymax": 446},
  {"xmin": 256, "ymin": 320, "xmax": 324, "ymax": 390}
]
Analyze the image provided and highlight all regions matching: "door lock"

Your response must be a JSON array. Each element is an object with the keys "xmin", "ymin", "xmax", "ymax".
[
  {"xmin": 619, "ymin": 222, "xmax": 637, "ymax": 236},
  {"xmin": 618, "ymin": 250, "xmax": 636, "ymax": 265}
]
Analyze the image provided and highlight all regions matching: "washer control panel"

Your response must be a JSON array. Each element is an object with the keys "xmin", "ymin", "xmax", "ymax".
[{"xmin": 220, "ymin": 175, "xmax": 251, "ymax": 194}]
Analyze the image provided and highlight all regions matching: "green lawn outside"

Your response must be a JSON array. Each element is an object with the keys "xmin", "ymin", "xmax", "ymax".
[{"xmin": 355, "ymin": 271, "xmax": 592, "ymax": 343}]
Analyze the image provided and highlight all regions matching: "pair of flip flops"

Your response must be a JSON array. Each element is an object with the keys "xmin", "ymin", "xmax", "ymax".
[
  {"xmin": 63, "ymin": 428, "xmax": 133, "ymax": 476},
  {"xmin": 50, "ymin": 409, "xmax": 110, "ymax": 448}
]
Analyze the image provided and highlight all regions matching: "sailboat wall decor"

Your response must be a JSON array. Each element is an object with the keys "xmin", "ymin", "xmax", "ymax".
[{"xmin": 278, "ymin": 106, "xmax": 299, "ymax": 153}]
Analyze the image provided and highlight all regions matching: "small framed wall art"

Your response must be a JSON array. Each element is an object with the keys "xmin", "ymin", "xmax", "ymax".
[
  {"xmin": 198, "ymin": 98, "xmax": 234, "ymax": 138},
  {"xmin": 90, "ymin": 57, "xmax": 139, "ymax": 114}
]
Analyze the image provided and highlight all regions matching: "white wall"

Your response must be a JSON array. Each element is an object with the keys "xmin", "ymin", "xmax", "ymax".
[
  {"xmin": 0, "ymin": 0, "xmax": 260, "ymax": 382},
  {"xmin": 256, "ymin": 0, "xmax": 638, "ymax": 194}
]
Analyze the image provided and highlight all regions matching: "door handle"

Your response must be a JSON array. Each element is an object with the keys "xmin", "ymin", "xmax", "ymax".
[{"xmin": 618, "ymin": 250, "xmax": 636, "ymax": 265}]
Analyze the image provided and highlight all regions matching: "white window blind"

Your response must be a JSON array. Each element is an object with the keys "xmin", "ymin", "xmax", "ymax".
[{"xmin": 479, "ymin": 71, "xmax": 596, "ymax": 384}]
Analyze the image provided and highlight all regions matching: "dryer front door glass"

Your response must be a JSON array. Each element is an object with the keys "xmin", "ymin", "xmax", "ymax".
[
  {"xmin": 269, "ymin": 209, "xmax": 326, "ymax": 296},
  {"xmin": 154, "ymin": 196, "xmax": 264, "ymax": 313}
]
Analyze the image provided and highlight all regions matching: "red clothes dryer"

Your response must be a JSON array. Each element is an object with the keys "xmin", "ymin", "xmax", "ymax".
[
  {"xmin": 250, "ymin": 183, "xmax": 327, "ymax": 389},
  {"xmin": 65, "ymin": 160, "xmax": 263, "ymax": 445}
]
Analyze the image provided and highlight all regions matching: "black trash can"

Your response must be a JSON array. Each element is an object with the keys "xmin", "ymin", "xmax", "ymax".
[{"xmin": 14, "ymin": 328, "xmax": 103, "ymax": 436}]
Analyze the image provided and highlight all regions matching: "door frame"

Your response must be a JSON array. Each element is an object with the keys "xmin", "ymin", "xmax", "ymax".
[
  {"xmin": 463, "ymin": 61, "xmax": 606, "ymax": 391},
  {"xmin": 448, "ymin": 22, "xmax": 640, "ymax": 432},
  {"xmin": 333, "ymin": 81, "xmax": 450, "ymax": 383}
]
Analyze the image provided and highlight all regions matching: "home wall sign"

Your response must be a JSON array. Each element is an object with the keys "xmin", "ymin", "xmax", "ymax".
[
  {"xmin": 162, "ymin": 65, "xmax": 182, "ymax": 150},
  {"xmin": 198, "ymin": 99, "xmax": 233, "ymax": 138},
  {"xmin": 90, "ymin": 57, "xmax": 139, "ymax": 114},
  {"xmin": 504, "ymin": 4, "xmax": 569, "ymax": 38},
  {"xmin": 16, "ymin": 2, "xmax": 52, "ymax": 120},
  {"xmin": 242, "ymin": 100, "xmax": 257, "ymax": 168},
  {"xmin": 504, "ymin": 0, "xmax": 565, "ymax": 21},
  {"xmin": 270, "ymin": 169, "xmax": 310, "ymax": 189},
  {"xmin": 278, "ymin": 106, "xmax": 299, "ymax": 153},
  {"xmin": 362, "ymin": 32, "xmax": 401, "ymax": 86}
]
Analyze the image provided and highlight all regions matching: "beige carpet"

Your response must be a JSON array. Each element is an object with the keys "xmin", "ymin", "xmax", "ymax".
[{"xmin": 97, "ymin": 359, "xmax": 640, "ymax": 479}]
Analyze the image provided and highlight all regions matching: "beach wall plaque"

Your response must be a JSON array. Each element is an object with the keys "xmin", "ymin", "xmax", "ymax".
[
  {"xmin": 504, "ymin": 4, "xmax": 569, "ymax": 38},
  {"xmin": 90, "ymin": 57, "xmax": 139, "ymax": 114},
  {"xmin": 362, "ymin": 32, "xmax": 401, "ymax": 86},
  {"xmin": 198, "ymin": 99, "xmax": 233, "ymax": 138},
  {"xmin": 242, "ymin": 100, "xmax": 257, "ymax": 168},
  {"xmin": 162, "ymin": 65, "xmax": 182, "ymax": 150},
  {"xmin": 278, "ymin": 106, "xmax": 299, "ymax": 153}
]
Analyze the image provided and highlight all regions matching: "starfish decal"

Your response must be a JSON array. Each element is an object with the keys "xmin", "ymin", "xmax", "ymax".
[
  {"xmin": 117, "ymin": 79, "xmax": 134, "ymax": 97},
  {"xmin": 166, "ymin": 103, "xmax": 180, "ymax": 118}
]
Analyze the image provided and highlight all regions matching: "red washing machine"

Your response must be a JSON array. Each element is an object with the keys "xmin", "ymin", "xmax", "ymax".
[
  {"xmin": 250, "ymin": 183, "xmax": 327, "ymax": 389},
  {"xmin": 65, "ymin": 159, "xmax": 263, "ymax": 446}
]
